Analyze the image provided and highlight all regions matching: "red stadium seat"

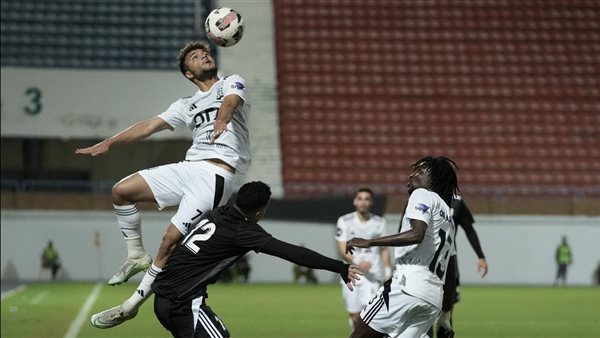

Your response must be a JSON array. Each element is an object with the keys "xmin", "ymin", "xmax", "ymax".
[{"xmin": 275, "ymin": 0, "xmax": 600, "ymax": 197}]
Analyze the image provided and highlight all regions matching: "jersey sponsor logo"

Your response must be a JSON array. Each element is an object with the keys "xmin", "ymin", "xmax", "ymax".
[
  {"xmin": 336, "ymin": 227, "xmax": 342, "ymax": 237},
  {"xmin": 415, "ymin": 203, "xmax": 430, "ymax": 214},
  {"xmin": 231, "ymin": 81, "xmax": 245, "ymax": 90},
  {"xmin": 189, "ymin": 103, "xmax": 197, "ymax": 111},
  {"xmin": 194, "ymin": 107, "xmax": 219, "ymax": 128}
]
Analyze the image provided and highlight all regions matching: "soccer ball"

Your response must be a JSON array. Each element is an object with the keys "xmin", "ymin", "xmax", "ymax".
[{"xmin": 205, "ymin": 7, "xmax": 244, "ymax": 47}]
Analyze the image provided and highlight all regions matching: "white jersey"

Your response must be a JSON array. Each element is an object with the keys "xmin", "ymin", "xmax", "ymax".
[
  {"xmin": 336, "ymin": 212, "xmax": 387, "ymax": 282},
  {"xmin": 158, "ymin": 74, "xmax": 251, "ymax": 173},
  {"xmin": 394, "ymin": 188, "xmax": 455, "ymax": 309}
]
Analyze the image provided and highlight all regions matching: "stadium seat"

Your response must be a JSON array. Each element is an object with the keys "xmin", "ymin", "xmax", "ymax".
[{"xmin": 273, "ymin": 0, "xmax": 599, "ymax": 196}]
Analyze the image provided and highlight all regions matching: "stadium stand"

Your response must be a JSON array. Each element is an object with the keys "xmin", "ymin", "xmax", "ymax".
[
  {"xmin": 274, "ymin": 0, "xmax": 600, "ymax": 199},
  {"xmin": 1, "ymin": 0, "xmax": 210, "ymax": 70},
  {"xmin": 1, "ymin": 0, "xmax": 598, "ymax": 215}
]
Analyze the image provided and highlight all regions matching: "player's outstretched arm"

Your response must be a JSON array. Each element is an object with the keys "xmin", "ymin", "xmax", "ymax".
[
  {"xmin": 75, "ymin": 117, "xmax": 171, "ymax": 156},
  {"xmin": 346, "ymin": 219, "xmax": 427, "ymax": 254},
  {"xmin": 461, "ymin": 222, "xmax": 488, "ymax": 277},
  {"xmin": 261, "ymin": 238, "xmax": 361, "ymax": 290},
  {"xmin": 456, "ymin": 199, "xmax": 488, "ymax": 277},
  {"xmin": 210, "ymin": 94, "xmax": 243, "ymax": 144}
]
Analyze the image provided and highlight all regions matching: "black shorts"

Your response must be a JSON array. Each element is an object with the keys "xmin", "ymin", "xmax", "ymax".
[{"xmin": 154, "ymin": 294, "xmax": 230, "ymax": 338}]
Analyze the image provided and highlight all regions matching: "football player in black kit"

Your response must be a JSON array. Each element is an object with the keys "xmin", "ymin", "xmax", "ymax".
[
  {"xmin": 429, "ymin": 196, "xmax": 488, "ymax": 338},
  {"xmin": 152, "ymin": 181, "xmax": 361, "ymax": 338}
]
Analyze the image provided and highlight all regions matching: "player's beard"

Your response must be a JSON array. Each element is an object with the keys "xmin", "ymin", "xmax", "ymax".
[{"xmin": 192, "ymin": 64, "xmax": 218, "ymax": 81}]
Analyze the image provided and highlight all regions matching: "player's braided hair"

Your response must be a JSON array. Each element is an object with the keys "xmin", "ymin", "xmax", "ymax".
[
  {"xmin": 236, "ymin": 181, "xmax": 272, "ymax": 213},
  {"xmin": 177, "ymin": 40, "xmax": 211, "ymax": 75},
  {"xmin": 411, "ymin": 156, "xmax": 459, "ymax": 206}
]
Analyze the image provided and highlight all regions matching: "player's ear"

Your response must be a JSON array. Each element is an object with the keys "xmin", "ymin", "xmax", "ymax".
[
  {"xmin": 184, "ymin": 70, "xmax": 194, "ymax": 80},
  {"xmin": 254, "ymin": 208, "xmax": 267, "ymax": 222}
]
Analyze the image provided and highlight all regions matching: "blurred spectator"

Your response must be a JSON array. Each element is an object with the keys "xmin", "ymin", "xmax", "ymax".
[
  {"xmin": 218, "ymin": 254, "xmax": 251, "ymax": 283},
  {"xmin": 41, "ymin": 240, "xmax": 61, "ymax": 280},
  {"xmin": 235, "ymin": 254, "xmax": 251, "ymax": 283},
  {"xmin": 293, "ymin": 244, "xmax": 318, "ymax": 284},
  {"xmin": 554, "ymin": 236, "xmax": 573, "ymax": 286},
  {"xmin": 593, "ymin": 261, "xmax": 600, "ymax": 286},
  {"xmin": 293, "ymin": 264, "xmax": 318, "ymax": 284}
]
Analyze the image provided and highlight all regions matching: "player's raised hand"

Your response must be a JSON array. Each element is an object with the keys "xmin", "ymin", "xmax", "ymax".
[
  {"xmin": 343, "ymin": 264, "xmax": 362, "ymax": 291},
  {"xmin": 477, "ymin": 258, "xmax": 488, "ymax": 278},
  {"xmin": 75, "ymin": 139, "xmax": 110, "ymax": 156},
  {"xmin": 210, "ymin": 120, "xmax": 228, "ymax": 144},
  {"xmin": 346, "ymin": 237, "xmax": 370, "ymax": 255}
]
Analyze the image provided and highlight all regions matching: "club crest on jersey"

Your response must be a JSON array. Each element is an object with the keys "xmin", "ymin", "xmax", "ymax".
[
  {"xmin": 216, "ymin": 85, "xmax": 224, "ymax": 100},
  {"xmin": 415, "ymin": 203, "xmax": 430, "ymax": 214}
]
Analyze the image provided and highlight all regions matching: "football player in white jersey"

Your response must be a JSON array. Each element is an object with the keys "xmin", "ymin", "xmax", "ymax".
[
  {"xmin": 336, "ymin": 188, "xmax": 391, "ymax": 329},
  {"xmin": 75, "ymin": 40, "xmax": 252, "ymax": 328},
  {"xmin": 346, "ymin": 156, "xmax": 460, "ymax": 338}
]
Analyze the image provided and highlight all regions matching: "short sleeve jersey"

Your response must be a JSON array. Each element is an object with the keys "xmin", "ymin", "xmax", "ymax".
[
  {"xmin": 152, "ymin": 206, "xmax": 272, "ymax": 301},
  {"xmin": 394, "ymin": 188, "xmax": 455, "ymax": 309},
  {"xmin": 158, "ymin": 74, "xmax": 251, "ymax": 173},
  {"xmin": 336, "ymin": 212, "xmax": 386, "ymax": 282}
]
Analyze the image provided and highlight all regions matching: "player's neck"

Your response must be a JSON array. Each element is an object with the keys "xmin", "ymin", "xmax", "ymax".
[
  {"xmin": 194, "ymin": 76, "xmax": 219, "ymax": 92},
  {"xmin": 357, "ymin": 211, "xmax": 370, "ymax": 223},
  {"xmin": 233, "ymin": 204, "xmax": 249, "ymax": 221}
]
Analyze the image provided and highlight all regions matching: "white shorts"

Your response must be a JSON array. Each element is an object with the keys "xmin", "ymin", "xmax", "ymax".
[
  {"xmin": 341, "ymin": 277, "xmax": 381, "ymax": 313},
  {"xmin": 360, "ymin": 279, "xmax": 440, "ymax": 338},
  {"xmin": 138, "ymin": 161, "xmax": 236, "ymax": 235}
]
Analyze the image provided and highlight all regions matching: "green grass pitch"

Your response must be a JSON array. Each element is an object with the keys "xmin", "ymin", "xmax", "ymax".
[{"xmin": 2, "ymin": 282, "xmax": 599, "ymax": 338}]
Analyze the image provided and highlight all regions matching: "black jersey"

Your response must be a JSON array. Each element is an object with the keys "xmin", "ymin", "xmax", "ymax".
[
  {"xmin": 450, "ymin": 196, "xmax": 475, "ymax": 228},
  {"xmin": 450, "ymin": 196, "xmax": 485, "ymax": 259},
  {"xmin": 153, "ymin": 206, "xmax": 272, "ymax": 302}
]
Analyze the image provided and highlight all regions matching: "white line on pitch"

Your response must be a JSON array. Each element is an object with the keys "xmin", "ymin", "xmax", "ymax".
[
  {"xmin": 63, "ymin": 282, "xmax": 102, "ymax": 338},
  {"xmin": 1, "ymin": 285, "xmax": 27, "ymax": 301},
  {"xmin": 30, "ymin": 291, "xmax": 49, "ymax": 305}
]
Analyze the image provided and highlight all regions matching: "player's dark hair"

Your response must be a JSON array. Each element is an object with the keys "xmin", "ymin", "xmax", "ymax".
[
  {"xmin": 411, "ymin": 156, "xmax": 459, "ymax": 206},
  {"xmin": 177, "ymin": 40, "xmax": 211, "ymax": 75},
  {"xmin": 355, "ymin": 187, "xmax": 373, "ymax": 198},
  {"xmin": 235, "ymin": 181, "xmax": 272, "ymax": 213}
]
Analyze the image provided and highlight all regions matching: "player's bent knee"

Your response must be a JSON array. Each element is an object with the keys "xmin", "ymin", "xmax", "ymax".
[
  {"xmin": 112, "ymin": 181, "xmax": 134, "ymax": 204},
  {"xmin": 112, "ymin": 173, "xmax": 154, "ymax": 205}
]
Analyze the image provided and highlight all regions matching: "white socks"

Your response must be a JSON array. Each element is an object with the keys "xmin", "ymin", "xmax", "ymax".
[
  {"xmin": 122, "ymin": 263, "xmax": 163, "ymax": 313},
  {"xmin": 114, "ymin": 204, "xmax": 146, "ymax": 259}
]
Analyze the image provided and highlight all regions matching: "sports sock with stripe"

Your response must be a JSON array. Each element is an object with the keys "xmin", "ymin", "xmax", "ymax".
[
  {"xmin": 114, "ymin": 204, "xmax": 146, "ymax": 259},
  {"xmin": 122, "ymin": 263, "xmax": 162, "ymax": 313}
]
